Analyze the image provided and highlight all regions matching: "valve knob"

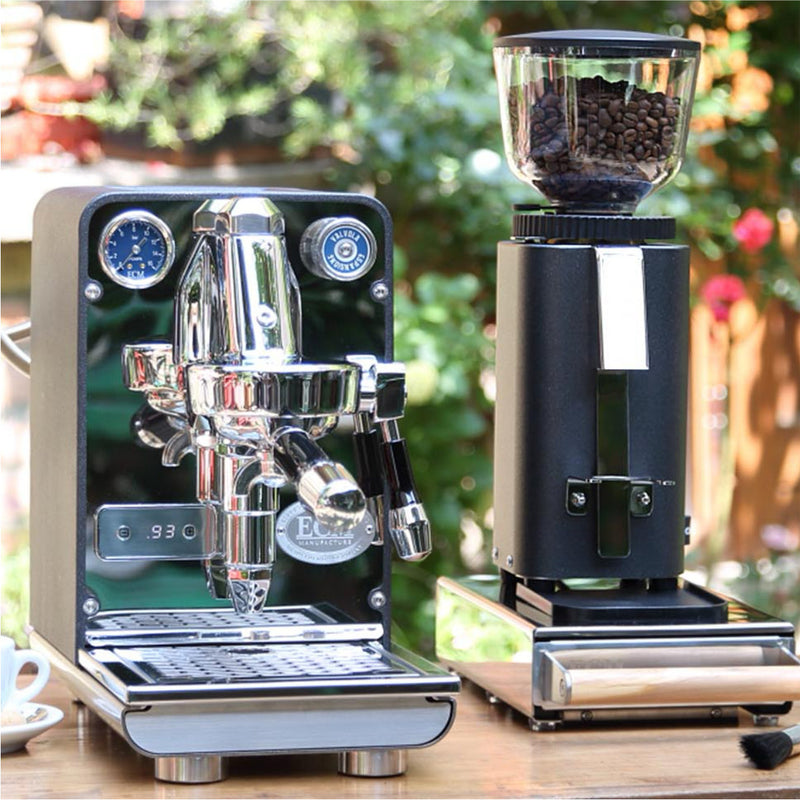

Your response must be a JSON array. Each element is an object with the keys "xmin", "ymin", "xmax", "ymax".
[{"xmin": 300, "ymin": 217, "xmax": 377, "ymax": 281}]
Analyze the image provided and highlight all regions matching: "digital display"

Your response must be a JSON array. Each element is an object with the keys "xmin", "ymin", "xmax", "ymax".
[{"xmin": 95, "ymin": 504, "xmax": 213, "ymax": 561}]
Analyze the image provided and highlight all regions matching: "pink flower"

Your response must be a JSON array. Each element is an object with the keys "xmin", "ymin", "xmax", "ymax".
[
  {"xmin": 732, "ymin": 208, "xmax": 774, "ymax": 253},
  {"xmin": 700, "ymin": 274, "xmax": 747, "ymax": 322}
]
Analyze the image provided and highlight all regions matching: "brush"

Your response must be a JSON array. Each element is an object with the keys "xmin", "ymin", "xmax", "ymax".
[{"xmin": 740, "ymin": 723, "xmax": 800, "ymax": 770}]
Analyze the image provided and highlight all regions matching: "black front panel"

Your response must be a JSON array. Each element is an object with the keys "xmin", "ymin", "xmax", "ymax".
[
  {"xmin": 493, "ymin": 241, "xmax": 689, "ymax": 580},
  {"xmin": 80, "ymin": 190, "xmax": 390, "ymax": 626}
]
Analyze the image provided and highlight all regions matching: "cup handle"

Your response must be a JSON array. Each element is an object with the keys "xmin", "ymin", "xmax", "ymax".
[{"xmin": 12, "ymin": 649, "xmax": 50, "ymax": 706}]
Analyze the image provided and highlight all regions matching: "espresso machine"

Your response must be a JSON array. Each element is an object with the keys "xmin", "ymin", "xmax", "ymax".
[
  {"xmin": 436, "ymin": 30, "xmax": 800, "ymax": 728},
  {"xmin": 23, "ymin": 186, "xmax": 458, "ymax": 782}
]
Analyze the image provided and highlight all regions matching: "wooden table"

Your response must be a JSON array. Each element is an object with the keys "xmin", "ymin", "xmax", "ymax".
[{"xmin": 2, "ymin": 676, "xmax": 799, "ymax": 799}]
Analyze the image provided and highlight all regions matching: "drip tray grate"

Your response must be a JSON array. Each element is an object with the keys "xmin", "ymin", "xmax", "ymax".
[
  {"xmin": 89, "ymin": 608, "xmax": 325, "ymax": 632},
  {"xmin": 107, "ymin": 642, "xmax": 403, "ymax": 684}
]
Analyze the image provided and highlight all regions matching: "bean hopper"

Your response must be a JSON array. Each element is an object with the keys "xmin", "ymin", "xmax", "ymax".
[
  {"xmin": 436, "ymin": 30, "xmax": 800, "ymax": 728},
  {"xmin": 22, "ymin": 187, "xmax": 458, "ymax": 782}
]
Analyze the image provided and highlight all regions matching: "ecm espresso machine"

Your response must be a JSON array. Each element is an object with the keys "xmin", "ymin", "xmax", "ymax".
[
  {"xmin": 23, "ymin": 187, "xmax": 458, "ymax": 781},
  {"xmin": 436, "ymin": 30, "xmax": 800, "ymax": 729}
]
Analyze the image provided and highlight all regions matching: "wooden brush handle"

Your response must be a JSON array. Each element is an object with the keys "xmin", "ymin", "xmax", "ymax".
[{"xmin": 567, "ymin": 666, "xmax": 800, "ymax": 707}]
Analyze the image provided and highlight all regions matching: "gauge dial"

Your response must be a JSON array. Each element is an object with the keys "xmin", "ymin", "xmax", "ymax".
[{"xmin": 99, "ymin": 211, "xmax": 175, "ymax": 289}]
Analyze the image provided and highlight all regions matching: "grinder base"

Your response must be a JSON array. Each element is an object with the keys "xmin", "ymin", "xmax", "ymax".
[{"xmin": 436, "ymin": 575, "xmax": 800, "ymax": 729}]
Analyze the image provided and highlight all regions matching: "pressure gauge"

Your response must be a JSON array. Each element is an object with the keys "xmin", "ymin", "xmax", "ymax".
[
  {"xmin": 98, "ymin": 210, "xmax": 176, "ymax": 289},
  {"xmin": 300, "ymin": 217, "xmax": 377, "ymax": 281}
]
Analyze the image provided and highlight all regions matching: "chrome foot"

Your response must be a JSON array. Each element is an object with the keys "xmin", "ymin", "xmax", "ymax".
[
  {"xmin": 154, "ymin": 755, "xmax": 228, "ymax": 783},
  {"xmin": 753, "ymin": 714, "xmax": 780, "ymax": 727},
  {"xmin": 338, "ymin": 749, "xmax": 407, "ymax": 777},
  {"xmin": 529, "ymin": 718, "xmax": 560, "ymax": 732}
]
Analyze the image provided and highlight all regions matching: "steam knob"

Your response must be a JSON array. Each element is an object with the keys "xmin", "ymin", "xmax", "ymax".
[{"xmin": 300, "ymin": 217, "xmax": 377, "ymax": 281}]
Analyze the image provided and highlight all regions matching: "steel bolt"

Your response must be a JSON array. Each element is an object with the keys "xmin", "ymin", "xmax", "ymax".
[
  {"xmin": 570, "ymin": 491, "xmax": 587, "ymax": 509},
  {"xmin": 581, "ymin": 710, "xmax": 594, "ymax": 722},
  {"xmin": 491, "ymin": 546, "xmax": 499, "ymax": 561},
  {"xmin": 84, "ymin": 281, "xmax": 103, "ymax": 302},
  {"xmin": 256, "ymin": 308, "xmax": 277, "ymax": 328},
  {"xmin": 368, "ymin": 589, "xmax": 387, "ymax": 609},
  {"xmin": 637, "ymin": 491, "xmax": 652, "ymax": 507},
  {"xmin": 370, "ymin": 282, "xmax": 389, "ymax": 301},
  {"xmin": 82, "ymin": 597, "xmax": 100, "ymax": 616},
  {"xmin": 710, "ymin": 707, "xmax": 723, "ymax": 719},
  {"xmin": 506, "ymin": 554, "xmax": 514, "ymax": 567}
]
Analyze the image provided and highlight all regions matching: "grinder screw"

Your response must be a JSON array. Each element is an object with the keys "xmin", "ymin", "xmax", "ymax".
[{"xmin": 569, "ymin": 491, "xmax": 587, "ymax": 509}]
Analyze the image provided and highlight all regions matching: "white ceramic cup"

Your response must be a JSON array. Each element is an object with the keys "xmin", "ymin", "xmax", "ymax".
[{"xmin": 1, "ymin": 636, "xmax": 49, "ymax": 710}]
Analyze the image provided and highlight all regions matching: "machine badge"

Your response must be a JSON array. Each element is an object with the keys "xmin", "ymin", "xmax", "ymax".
[{"xmin": 276, "ymin": 502, "xmax": 376, "ymax": 564}]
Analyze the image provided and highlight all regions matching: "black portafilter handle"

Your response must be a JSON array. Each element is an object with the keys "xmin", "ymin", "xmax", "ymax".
[{"xmin": 274, "ymin": 428, "xmax": 366, "ymax": 532}]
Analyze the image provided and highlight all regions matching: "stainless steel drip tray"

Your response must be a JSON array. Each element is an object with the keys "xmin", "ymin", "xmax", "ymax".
[
  {"xmin": 79, "ymin": 639, "xmax": 458, "ymax": 704},
  {"xmin": 85, "ymin": 604, "xmax": 381, "ymax": 647}
]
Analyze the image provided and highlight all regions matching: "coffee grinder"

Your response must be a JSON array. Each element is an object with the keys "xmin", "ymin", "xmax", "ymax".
[
  {"xmin": 20, "ymin": 186, "xmax": 458, "ymax": 781},
  {"xmin": 436, "ymin": 30, "xmax": 800, "ymax": 728}
]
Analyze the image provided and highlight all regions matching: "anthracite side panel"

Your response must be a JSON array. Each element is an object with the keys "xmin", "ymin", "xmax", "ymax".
[
  {"xmin": 492, "ymin": 241, "xmax": 689, "ymax": 580},
  {"xmin": 30, "ymin": 186, "xmax": 105, "ymax": 660}
]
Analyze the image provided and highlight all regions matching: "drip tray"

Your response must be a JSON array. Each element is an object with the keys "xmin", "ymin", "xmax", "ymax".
[
  {"xmin": 106, "ymin": 642, "xmax": 402, "ymax": 684},
  {"xmin": 80, "ymin": 638, "xmax": 457, "ymax": 705}
]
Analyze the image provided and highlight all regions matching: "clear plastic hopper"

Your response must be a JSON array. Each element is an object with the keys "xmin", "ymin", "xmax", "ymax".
[{"xmin": 493, "ymin": 30, "xmax": 700, "ymax": 213}]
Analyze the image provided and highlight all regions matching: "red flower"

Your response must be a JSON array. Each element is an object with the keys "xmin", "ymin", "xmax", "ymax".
[
  {"xmin": 700, "ymin": 274, "xmax": 747, "ymax": 322},
  {"xmin": 732, "ymin": 208, "xmax": 774, "ymax": 253}
]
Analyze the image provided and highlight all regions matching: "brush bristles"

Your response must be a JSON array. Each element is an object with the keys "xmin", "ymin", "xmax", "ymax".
[{"xmin": 740, "ymin": 730, "xmax": 795, "ymax": 770}]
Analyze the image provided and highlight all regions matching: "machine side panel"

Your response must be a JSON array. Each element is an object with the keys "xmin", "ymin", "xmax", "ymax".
[
  {"xmin": 492, "ymin": 242, "xmax": 688, "ymax": 580},
  {"xmin": 30, "ymin": 187, "xmax": 105, "ymax": 660}
]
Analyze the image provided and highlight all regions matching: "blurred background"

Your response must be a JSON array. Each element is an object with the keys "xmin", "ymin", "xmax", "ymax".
[{"xmin": 1, "ymin": 0, "xmax": 798, "ymax": 654}]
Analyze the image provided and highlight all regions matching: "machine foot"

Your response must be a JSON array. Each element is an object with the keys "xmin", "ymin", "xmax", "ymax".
[
  {"xmin": 485, "ymin": 691, "xmax": 501, "ymax": 705},
  {"xmin": 338, "ymin": 749, "xmax": 407, "ymax": 777},
  {"xmin": 752, "ymin": 714, "xmax": 780, "ymax": 727},
  {"xmin": 154, "ymin": 755, "xmax": 228, "ymax": 783},
  {"xmin": 529, "ymin": 718, "xmax": 561, "ymax": 732}
]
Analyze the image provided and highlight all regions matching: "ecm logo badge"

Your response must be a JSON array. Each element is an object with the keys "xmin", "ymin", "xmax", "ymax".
[{"xmin": 276, "ymin": 502, "xmax": 376, "ymax": 565}]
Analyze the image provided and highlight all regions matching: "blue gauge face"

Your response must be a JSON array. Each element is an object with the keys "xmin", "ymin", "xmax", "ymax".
[{"xmin": 99, "ymin": 212, "xmax": 175, "ymax": 289}]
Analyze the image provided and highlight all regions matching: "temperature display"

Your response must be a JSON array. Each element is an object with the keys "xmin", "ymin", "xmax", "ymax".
[{"xmin": 98, "ymin": 210, "xmax": 175, "ymax": 289}]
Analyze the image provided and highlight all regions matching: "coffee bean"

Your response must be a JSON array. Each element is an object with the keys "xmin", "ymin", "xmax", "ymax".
[{"xmin": 522, "ymin": 75, "xmax": 682, "ymax": 208}]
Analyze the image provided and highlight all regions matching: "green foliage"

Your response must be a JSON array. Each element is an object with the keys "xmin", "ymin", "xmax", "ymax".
[{"xmin": 1, "ymin": 543, "xmax": 30, "ymax": 646}]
